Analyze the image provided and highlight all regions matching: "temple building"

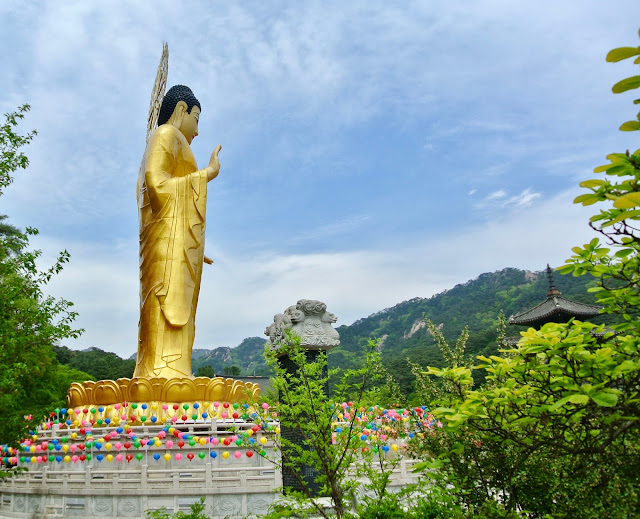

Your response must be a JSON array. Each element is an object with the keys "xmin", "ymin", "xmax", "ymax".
[{"xmin": 505, "ymin": 265, "xmax": 602, "ymax": 345}]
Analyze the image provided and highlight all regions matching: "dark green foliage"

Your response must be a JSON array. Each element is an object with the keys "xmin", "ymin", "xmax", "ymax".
[
  {"xmin": 222, "ymin": 365, "xmax": 240, "ymax": 376},
  {"xmin": 190, "ymin": 337, "xmax": 271, "ymax": 376},
  {"xmin": 53, "ymin": 345, "xmax": 135, "ymax": 380},
  {"xmin": 0, "ymin": 106, "xmax": 85, "ymax": 447},
  {"xmin": 195, "ymin": 365, "xmax": 215, "ymax": 377},
  {"xmin": 0, "ymin": 105, "xmax": 36, "ymax": 196}
]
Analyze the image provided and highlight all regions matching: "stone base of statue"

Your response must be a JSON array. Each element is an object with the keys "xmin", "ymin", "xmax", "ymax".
[
  {"xmin": 0, "ymin": 417, "xmax": 281, "ymax": 519},
  {"xmin": 66, "ymin": 376, "xmax": 260, "ymax": 418}
]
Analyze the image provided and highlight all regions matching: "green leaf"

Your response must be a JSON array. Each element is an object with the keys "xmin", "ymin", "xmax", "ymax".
[
  {"xmin": 602, "ymin": 210, "xmax": 640, "ymax": 227},
  {"xmin": 450, "ymin": 443, "xmax": 464, "ymax": 454},
  {"xmin": 612, "ymin": 76, "xmax": 640, "ymax": 94},
  {"xmin": 579, "ymin": 179, "xmax": 605, "ymax": 188},
  {"xmin": 412, "ymin": 459, "xmax": 443, "ymax": 472},
  {"xmin": 590, "ymin": 391, "xmax": 619, "ymax": 407},
  {"xmin": 593, "ymin": 164, "xmax": 613, "ymax": 173},
  {"xmin": 606, "ymin": 46, "xmax": 640, "ymax": 62},
  {"xmin": 573, "ymin": 194, "xmax": 598, "ymax": 205},
  {"xmin": 568, "ymin": 394, "xmax": 589, "ymax": 405},
  {"xmin": 607, "ymin": 164, "xmax": 634, "ymax": 176},
  {"xmin": 549, "ymin": 396, "xmax": 572, "ymax": 412},
  {"xmin": 614, "ymin": 193, "xmax": 640, "ymax": 209},
  {"xmin": 556, "ymin": 264, "xmax": 573, "ymax": 275},
  {"xmin": 620, "ymin": 121, "xmax": 640, "ymax": 131},
  {"xmin": 614, "ymin": 248, "xmax": 635, "ymax": 258}
]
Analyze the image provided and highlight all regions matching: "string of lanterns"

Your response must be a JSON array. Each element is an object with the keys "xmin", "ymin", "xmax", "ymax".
[{"xmin": 1, "ymin": 403, "xmax": 440, "ymax": 467}]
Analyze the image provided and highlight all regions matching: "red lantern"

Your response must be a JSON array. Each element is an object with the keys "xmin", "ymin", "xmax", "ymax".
[
  {"xmin": 124, "ymin": 442, "xmax": 132, "ymax": 450},
  {"xmin": 246, "ymin": 451, "xmax": 253, "ymax": 458},
  {"xmin": 126, "ymin": 454, "xmax": 133, "ymax": 463},
  {"xmin": 187, "ymin": 453, "xmax": 194, "ymax": 461},
  {"xmin": 177, "ymin": 441, "xmax": 185, "ymax": 449}
]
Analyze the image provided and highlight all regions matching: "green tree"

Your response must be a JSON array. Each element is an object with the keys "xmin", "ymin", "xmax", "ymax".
[
  {"xmin": 54, "ymin": 346, "xmax": 135, "ymax": 380},
  {"xmin": 222, "ymin": 365, "xmax": 240, "ymax": 376},
  {"xmin": 195, "ymin": 364, "xmax": 215, "ymax": 377},
  {"xmin": 560, "ymin": 29, "xmax": 640, "ymax": 329},
  {"xmin": 0, "ymin": 105, "xmax": 83, "ymax": 447},
  {"xmin": 257, "ymin": 334, "xmax": 403, "ymax": 519}
]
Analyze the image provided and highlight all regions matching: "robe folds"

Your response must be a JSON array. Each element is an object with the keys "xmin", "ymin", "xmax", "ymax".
[{"xmin": 134, "ymin": 124, "xmax": 208, "ymax": 378}]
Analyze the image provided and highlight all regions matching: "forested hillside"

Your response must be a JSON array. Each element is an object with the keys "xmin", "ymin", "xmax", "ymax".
[
  {"xmin": 329, "ymin": 267, "xmax": 603, "ymax": 395},
  {"xmin": 191, "ymin": 337, "xmax": 269, "ymax": 376},
  {"xmin": 56, "ymin": 267, "xmax": 601, "ymax": 396}
]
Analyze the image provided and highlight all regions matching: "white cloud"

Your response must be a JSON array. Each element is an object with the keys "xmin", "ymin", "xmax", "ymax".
[
  {"xmin": 507, "ymin": 188, "xmax": 541, "ymax": 207},
  {"xmin": 487, "ymin": 189, "xmax": 507, "ymax": 200}
]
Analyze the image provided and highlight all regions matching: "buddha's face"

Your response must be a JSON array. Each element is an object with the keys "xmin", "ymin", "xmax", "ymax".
[{"xmin": 179, "ymin": 105, "xmax": 200, "ymax": 144}]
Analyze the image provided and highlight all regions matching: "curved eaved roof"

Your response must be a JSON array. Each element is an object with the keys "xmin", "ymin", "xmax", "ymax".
[
  {"xmin": 509, "ymin": 264, "xmax": 602, "ymax": 327},
  {"xmin": 509, "ymin": 295, "xmax": 601, "ymax": 326}
]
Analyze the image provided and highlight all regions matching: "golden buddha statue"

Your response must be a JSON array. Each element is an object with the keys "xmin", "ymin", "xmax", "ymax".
[
  {"xmin": 66, "ymin": 58, "xmax": 261, "ymax": 412},
  {"xmin": 134, "ymin": 85, "xmax": 221, "ymax": 379}
]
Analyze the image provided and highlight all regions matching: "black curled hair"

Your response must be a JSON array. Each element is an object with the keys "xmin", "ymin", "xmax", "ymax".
[{"xmin": 157, "ymin": 85, "xmax": 201, "ymax": 126}]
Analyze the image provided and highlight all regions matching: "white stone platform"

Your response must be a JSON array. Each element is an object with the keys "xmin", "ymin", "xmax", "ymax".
[
  {"xmin": 0, "ymin": 420, "xmax": 281, "ymax": 519},
  {"xmin": 0, "ymin": 417, "xmax": 422, "ymax": 518}
]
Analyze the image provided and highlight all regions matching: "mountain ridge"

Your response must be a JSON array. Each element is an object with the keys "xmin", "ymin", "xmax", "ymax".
[{"xmin": 58, "ymin": 267, "xmax": 602, "ymax": 395}]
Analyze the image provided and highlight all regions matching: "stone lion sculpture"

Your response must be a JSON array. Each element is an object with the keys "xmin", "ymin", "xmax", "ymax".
[{"xmin": 264, "ymin": 299, "xmax": 340, "ymax": 351}]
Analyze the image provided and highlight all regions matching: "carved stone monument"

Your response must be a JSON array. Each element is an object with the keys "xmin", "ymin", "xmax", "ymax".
[
  {"xmin": 265, "ymin": 299, "xmax": 340, "ymax": 352},
  {"xmin": 264, "ymin": 299, "xmax": 340, "ymax": 496}
]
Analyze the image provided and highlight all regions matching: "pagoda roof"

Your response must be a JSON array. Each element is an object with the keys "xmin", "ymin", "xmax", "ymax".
[
  {"xmin": 509, "ymin": 295, "xmax": 602, "ymax": 326},
  {"xmin": 508, "ymin": 265, "xmax": 602, "ymax": 327}
]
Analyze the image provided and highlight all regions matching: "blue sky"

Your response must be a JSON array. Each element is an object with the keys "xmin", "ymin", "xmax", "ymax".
[{"xmin": 1, "ymin": 1, "xmax": 639, "ymax": 358}]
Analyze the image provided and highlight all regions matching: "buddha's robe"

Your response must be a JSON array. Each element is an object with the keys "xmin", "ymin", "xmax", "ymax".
[{"xmin": 134, "ymin": 124, "xmax": 208, "ymax": 378}]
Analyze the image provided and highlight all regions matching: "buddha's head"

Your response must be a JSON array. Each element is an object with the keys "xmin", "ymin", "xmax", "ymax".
[{"xmin": 158, "ymin": 85, "xmax": 202, "ymax": 144}]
